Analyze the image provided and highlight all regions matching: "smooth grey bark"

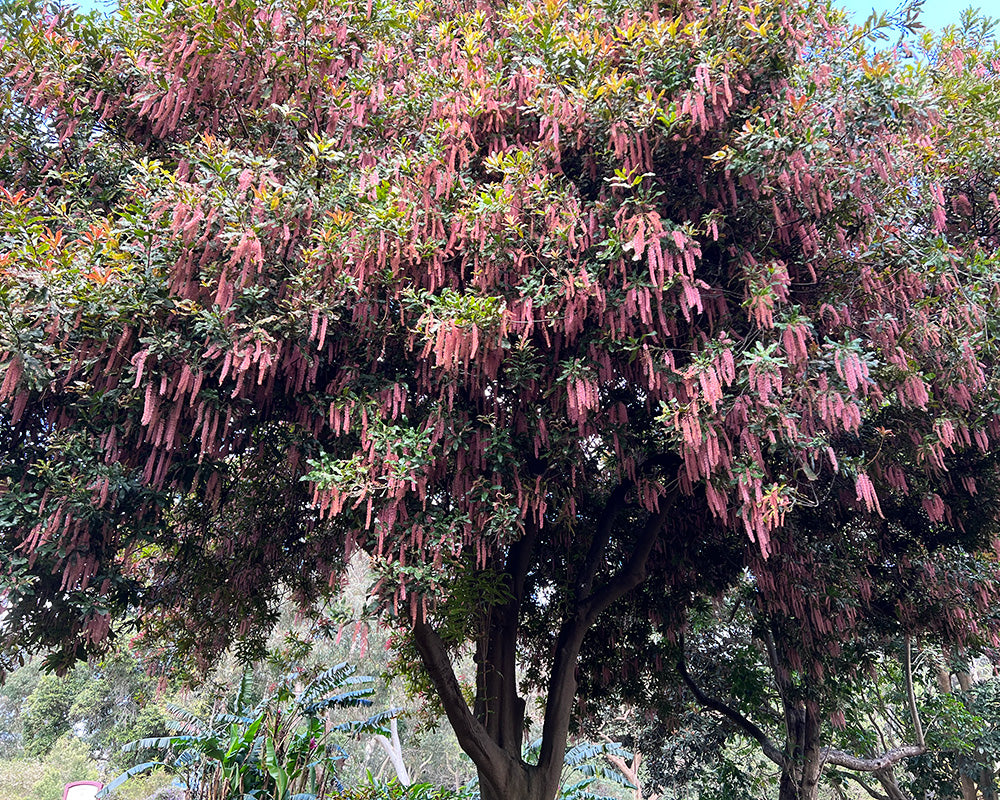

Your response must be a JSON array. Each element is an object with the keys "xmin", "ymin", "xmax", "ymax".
[
  {"xmin": 903, "ymin": 636, "xmax": 924, "ymax": 749},
  {"xmin": 372, "ymin": 716, "xmax": 411, "ymax": 787}
]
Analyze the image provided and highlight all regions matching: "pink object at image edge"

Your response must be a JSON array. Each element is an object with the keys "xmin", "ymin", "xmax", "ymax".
[{"xmin": 63, "ymin": 781, "xmax": 104, "ymax": 800}]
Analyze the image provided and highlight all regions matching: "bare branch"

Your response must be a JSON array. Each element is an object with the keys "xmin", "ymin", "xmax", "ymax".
[
  {"xmin": 903, "ymin": 635, "xmax": 925, "ymax": 748},
  {"xmin": 676, "ymin": 644, "xmax": 787, "ymax": 769},
  {"xmin": 822, "ymin": 745, "xmax": 925, "ymax": 772}
]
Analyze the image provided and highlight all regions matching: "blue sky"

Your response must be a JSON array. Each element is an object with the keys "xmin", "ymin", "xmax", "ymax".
[{"xmin": 836, "ymin": 0, "xmax": 981, "ymax": 30}]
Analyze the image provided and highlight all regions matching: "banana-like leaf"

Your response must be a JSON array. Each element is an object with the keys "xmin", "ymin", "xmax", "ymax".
[
  {"xmin": 215, "ymin": 712, "xmax": 258, "ymax": 726},
  {"xmin": 96, "ymin": 761, "xmax": 164, "ymax": 798},
  {"xmin": 166, "ymin": 703, "xmax": 209, "ymax": 733},
  {"xmin": 122, "ymin": 734, "xmax": 196, "ymax": 752},
  {"xmin": 224, "ymin": 715, "xmax": 264, "ymax": 760},
  {"xmin": 233, "ymin": 670, "xmax": 255, "ymax": 714}
]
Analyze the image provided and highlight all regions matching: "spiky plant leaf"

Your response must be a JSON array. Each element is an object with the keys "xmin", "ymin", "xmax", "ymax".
[
  {"xmin": 297, "ymin": 661, "xmax": 358, "ymax": 701},
  {"xmin": 302, "ymin": 687, "xmax": 376, "ymax": 715},
  {"xmin": 233, "ymin": 670, "xmax": 255, "ymax": 714}
]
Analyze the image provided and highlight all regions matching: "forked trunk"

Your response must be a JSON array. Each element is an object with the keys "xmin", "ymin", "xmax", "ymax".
[
  {"xmin": 471, "ymin": 598, "xmax": 558, "ymax": 800},
  {"xmin": 412, "ymin": 486, "xmax": 676, "ymax": 800},
  {"xmin": 474, "ymin": 598, "xmax": 526, "ymax": 761}
]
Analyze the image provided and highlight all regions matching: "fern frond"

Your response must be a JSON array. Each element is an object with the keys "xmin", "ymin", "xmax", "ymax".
[{"xmin": 331, "ymin": 707, "xmax": 403, "ymax": 734}]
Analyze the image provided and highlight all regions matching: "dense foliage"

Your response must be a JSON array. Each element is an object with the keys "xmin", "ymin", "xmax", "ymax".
[
  {"xmin": 3, "ymin": 0, "xmax": 1000, "ymax": 797},
  {"xmin": 103, "ymin": 662, "xmax": 390, "ymax": 800}
]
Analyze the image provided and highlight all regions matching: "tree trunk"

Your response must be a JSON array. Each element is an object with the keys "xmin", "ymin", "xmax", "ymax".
[
  {"xmin": 778, "ymin": 699, "xmax": 822, "ymax": 800},
  {"xmin": 372, "ymin": 716, "xmax": 411, "ymax": 786},
  {"xmin": 477, "ymin": 766, "xmax": 549, "ymax": 800},
  {"xmin": 474, "ymin": 597, "xmax": 527, "ymax": 761},
  {"xmin": 476, "ymin": 763, "xmax": 538, "ymax": 800},
  {"xmin": 957, "ymin": 659, "xmax": 986, "ymax": 800},
  {"xmin": 412, "ymin": 481, "xmax": 676, "ymax": 800},
  {"xmin": 415, "ymin": 613, "xmax": 547, "ymax": 800},
  {"xmin": 980, "ymin": 765, "xmax": 998, "ymax": 800},
  {"xmin": 472, "ymin": 594, "xmax": 541, "ymax": 800},
  {"xmin": 874, "ymin": 766, "xmax": 912, "ymax": 800},
  {"xmin": 959, "ymin": 768, "xmax": 979, "ymax": 800}
]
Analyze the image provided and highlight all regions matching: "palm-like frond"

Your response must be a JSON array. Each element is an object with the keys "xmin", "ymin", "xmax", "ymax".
[
  {"xmin": 95, "ymin": 761, "xmax": 164, "ymax": 798},
  {"xmin": 233, "ymin": 670, "xmax": 255, "ymax": 714},
  {"xmin": 524, "ymin": 737, "xmax": 636, "ymax": 799},
  {"xmin": 332, "ymin": 707, "xmax": 404, "ymax": 735},
  {"xmin": 302, "ymin": 687, "xmax": 375, "ymax": 715},
  {"xmin": 165, "ymin": 702, "xmax": 209, "ymax": 734},
  {"xmin": 215, "ymin": 711, "xmax": 259, "ymax": 727},
  {"xmin": 297, "ymin": 661, "xmax": 358, "ymax": 702},
  {"xmin": 122, "ymin": 734, "xmax": 197, "ymax": 753},
  {"xmin": 564, "ymin": 740, "xmax": 631, "ymax": 767},
  {"xmin": 560, "ymin": 777, "xmax": 597, "ymax": 797}
]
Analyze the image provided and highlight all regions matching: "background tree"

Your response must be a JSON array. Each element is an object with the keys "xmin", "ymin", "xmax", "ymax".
[
  {"xmin": 2, "ymin": 1, "xmax": 1000, "ymax": 799},
  {"xmin": 571, "ymin": 449, "xmax": 1000, "ymax": 800},
  {"xmin": 20, "ymin": 668, "xmax": 86, "ymax": 757}
]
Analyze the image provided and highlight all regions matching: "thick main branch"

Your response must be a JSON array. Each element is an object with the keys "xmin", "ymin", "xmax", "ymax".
[
  {"xmin": 581, "ymin": 497, "xmax": 674, "ymax": 626},
  {"xmin": 412, "ymin": 615, "xmax": 511, "ymax": 782},
  {"xmin": 822, "ymin": 746, "xmax": 925, "ymax": 772},
  {"xmin": 538, "ymin": 483, "xmax": 678, "ymax": 779},
  {"xmin": 575, "ymin": 480, "xmax": 631, "ymax": 602},
  {"xmin": 903, "ymin": 635, "xmax": 924, "ymax": 748}
]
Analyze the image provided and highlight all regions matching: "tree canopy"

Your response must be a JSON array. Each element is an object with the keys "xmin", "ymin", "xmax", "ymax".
[{"xmin": 2, "ymin": 0, "xmax": 1000, "ymax": 798}]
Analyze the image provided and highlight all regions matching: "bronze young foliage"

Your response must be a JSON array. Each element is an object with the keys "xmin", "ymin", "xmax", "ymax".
[{"xmin": 2, "ymin": 0, "xmax": 1000, "ymax": 798}]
